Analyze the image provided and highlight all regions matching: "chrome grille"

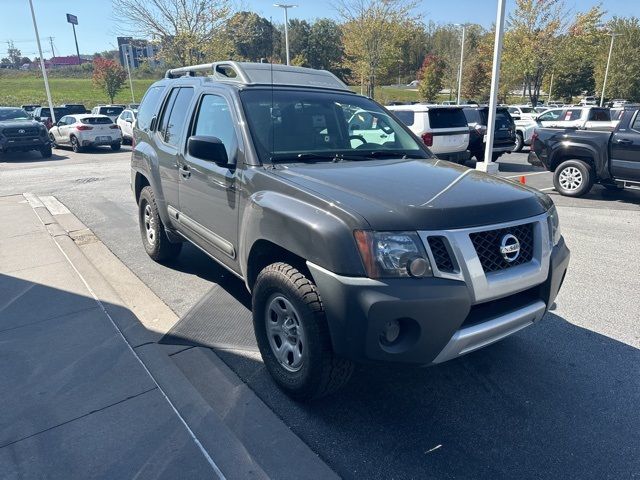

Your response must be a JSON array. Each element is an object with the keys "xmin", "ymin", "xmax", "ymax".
[
  {"xmin": 3, "ymin": 127, "xmax": 39, "ymax": 137},
  {"xmin": 427, "ymin": 236, "xmax": 455, "ymax": 272},
  {"xmin": 469, "ymin": 222, "xmax": 534, "ymax": 273}
]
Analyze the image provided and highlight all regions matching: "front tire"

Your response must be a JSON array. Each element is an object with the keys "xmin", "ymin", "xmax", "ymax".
[
  {"xmin": 553, "ymin": 159, "xmax": 594, "ymax": 197},
  {"xmin": 40, "ymin": 145, "xmax": 52, "ymax": 158},
  {"xmin": 49, "ymin": 133, "xmax": 58, "ymax": 149},
  {"xmin": 513, "ymin": 132, "xmax": 524, "ymax": 152},
  {"xmin": 252, "ymin": 263, "xmax": 354, "ymax": 400},
  {"xmin": 138, "ymin": 186, "xmax": 182, "ymax": 262}
]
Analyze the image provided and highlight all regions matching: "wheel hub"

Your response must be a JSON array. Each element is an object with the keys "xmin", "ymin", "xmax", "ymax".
[
  {"xmin": 559, "ymin": 166, "xmax": 582, "ymax": 191},
  {"xmin": 143, "ymin": 203, "xmax": 156, "ymax": 245},
  {"xmin": 265, "ymin": 295, "xmax": 305, "ymax": 372}
]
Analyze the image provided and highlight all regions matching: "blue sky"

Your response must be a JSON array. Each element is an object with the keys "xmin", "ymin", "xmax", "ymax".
[{"xmin": 2, "ymin": 0, "xmax": 638, "ymax": 58}]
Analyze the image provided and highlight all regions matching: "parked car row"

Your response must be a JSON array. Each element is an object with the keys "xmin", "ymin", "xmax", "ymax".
[
  {"xmin": 386, "ymin": 104, "xmax": 516, "ymax": 162},
  {"xmin": 0, "ymin": 104, "xmax": 139, "ymax": 157}
]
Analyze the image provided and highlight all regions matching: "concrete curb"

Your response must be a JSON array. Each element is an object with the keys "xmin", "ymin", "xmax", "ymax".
[
  {"xmin": 25, "ymin": 193, "xmax": 340, "ymax": 480},
  {"xmin": 26, "ymin": 193, "xmax": 268, "ymax": 480}
]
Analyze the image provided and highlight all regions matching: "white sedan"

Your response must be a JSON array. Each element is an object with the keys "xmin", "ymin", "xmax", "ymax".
[
  {"xmin": 116, "ymin": 109, "xmax": 137, "ymax": 144},
  {"xmin": 48, "ymin": 114, "xmax": 122, "ymax": 153}
]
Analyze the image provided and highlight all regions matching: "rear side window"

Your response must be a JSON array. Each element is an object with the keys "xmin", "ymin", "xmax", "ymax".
[
  {"xmin": 563, "ymin": 109, "xmax": 582, "ymax": 121},
  {"xmin": 588, "ymin": 109, "xmax": 610, "ymax": 121},
  {"xmin": 462, "ymin": 108, "xmax": 480, "ymax": 124},
  {"xmin": 137, "ymin": 86, "xmax": 165, "ymax": 131},
  {"xmin": 632, "ymin": 112, "xmax": 640, "ymax": 131},
  {"xmin": 495, "ymin": 110, "xmax": 513, "ymax": 128},
  {"xmin": 428, "ymin": 108, "xmax": 468, "ymax": 129},
  {"xmin": 82, "ymin": 117, "xmax": 112, "ymax": 125},
  {"xmin": 99, "ymin": 107, "xmax": 123, "ymax": 116},
  {"xmin": 164, "ymin": 88, "xmax": 194, "ymax": 147},
  {"xmin": 392, "ymin": 110, "xmax": 415, "ymax": 127}
]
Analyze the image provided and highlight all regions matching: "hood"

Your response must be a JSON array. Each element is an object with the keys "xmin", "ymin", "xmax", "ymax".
[
  {"xmin": 272, "ymin": 158, "xmax": 551, "ymax": 230},
  {"xmin": 0, "ymin": 119, "xmax": 42, "ymax": 130}
]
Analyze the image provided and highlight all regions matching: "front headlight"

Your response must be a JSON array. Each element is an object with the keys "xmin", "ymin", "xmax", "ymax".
[
  {"xmin": 547, "ymin": 205, "xmax": 561, "ymax": 246},
  {"xmin": 354, "ymin": 231, "xmax": 432, "ymax": 279}
]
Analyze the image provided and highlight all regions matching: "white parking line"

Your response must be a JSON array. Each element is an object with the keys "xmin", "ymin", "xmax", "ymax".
[
  {"xmin": 504, "ymin": 171, "xmax": 551, "ymax": 179},
  {"xmin": 539, "ymin": 187, "xmax": 554, "ymax": 191}
]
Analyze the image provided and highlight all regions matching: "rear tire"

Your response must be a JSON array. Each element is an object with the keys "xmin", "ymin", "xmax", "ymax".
[
  {"xmin": 553, "ymin": 159, "xmax": 594, "ymax": 197},
  {"xmin": 138, "ymin": 186, "xmax": 182, "ymax": 262},
  {"xmin": 111, "ymin": 142, "xmax": 121, "ymax": 151},
  {"xmin": 49, "ymin": 134, "xmax": 58, "ymax": 149},
  {"xmin": 70, "ymin": 135, "xmax": 82, "ymax": 153},
  {"xmin": 252, "ymin": 262, "xmax": 354, "ymax": 400}
]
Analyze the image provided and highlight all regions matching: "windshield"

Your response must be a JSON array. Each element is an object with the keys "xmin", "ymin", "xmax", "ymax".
[
  {"xmin": 100, "ymin": 107, "xmax": 123, "ymax": 115},
  {"xmin": 0, "ymin": 108, "xmax": 31, "ymax": 121},
  {"xmin": 240, "ymin": 90, "xmax": 429, "ymax": 163}
]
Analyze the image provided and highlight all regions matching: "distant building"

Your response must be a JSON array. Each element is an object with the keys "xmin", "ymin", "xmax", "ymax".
[
  {"xmin": 48, "ymin": 56, "xmax": 87, "ymax": 68},
  {"xmin": 117, "ymin": 37, "xmax": 160, "ymax": 69}
]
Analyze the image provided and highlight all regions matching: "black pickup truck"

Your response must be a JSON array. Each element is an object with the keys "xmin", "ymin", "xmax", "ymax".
[{"xmin": 529, "ymin": 108, "xmax": 640, "ymax": 196}]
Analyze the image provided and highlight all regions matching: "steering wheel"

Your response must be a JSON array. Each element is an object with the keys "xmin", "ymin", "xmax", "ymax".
[{"xmin": 349, "ymin": 134, "xmax": 367, "ymax": 145}]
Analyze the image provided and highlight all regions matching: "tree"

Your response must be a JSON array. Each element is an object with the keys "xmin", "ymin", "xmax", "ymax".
[
  {"xmin": 307, "ymin": 19, "xmax": 345, "ymax": 73},
  {"xmin": 113, "ymin": 0, "xmax": 232, "ymax": 66},
  {"xmin": 462, "ymin": 30, "xmax": 493, "ymax": 101},
  {"xmin": 503, "ymin": 0, "xmax": 568, "ymax": 106},
  {"xmin": 226, "ymin": 12, "xmax": 276, "ymax": 61},
  {"xmin": 552, "ymin": 5, "xmax": 604, "ymax": 101},
  {"xmin": 6, "ymin": 41, "xmax": 21, "ymax": 67},
  {"xmin": 594, "ymin": 16, "xmax": 640, "ymax": 102},
  {"xmin": 336, "ymin": 0, "xmax": 419, "ymax": 98},
  {"xmin": 418, "ymin": 54, "xmax": 446, "ymax": 102},
  {"xmin": 93, "ymin": 58, "xmax": 127, "ymax": 103}
]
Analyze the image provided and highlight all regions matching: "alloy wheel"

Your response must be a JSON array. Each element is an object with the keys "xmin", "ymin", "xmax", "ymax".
[
  {"xmin": 143, "ymin": 202, "xmax": 156, "ymax": 245},
  {"xmin": 558, "ymin": 166, "xmax": 583, "ymax": 191}
]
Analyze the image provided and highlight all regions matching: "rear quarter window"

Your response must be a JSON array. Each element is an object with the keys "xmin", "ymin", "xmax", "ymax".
[
  {"xmin": 463, "ymin": 108, "xmax": 481, "ymax": 124},
  {"xmin": 392, "ymin": 110, "xmax": 415, "ymax": 126},
  {"xmin": 428, "ymin": 108, "xmax": 468, "ymax": 129},
  {"xmin": 137, "ymin": 86, "xmax": 165, "ymax": 131},
  {"xmin": 82, "ymin": 117, "xmax": 112, "ymax": 125}
]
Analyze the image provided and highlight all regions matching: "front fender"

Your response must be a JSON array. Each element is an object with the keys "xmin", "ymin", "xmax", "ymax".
[
  {"xmin": 238, "ymin": 191, "xmax": 366, "ymax": 279},
  {"xmin": 549, "ymin": 142, "xmax": 609, "ymax": 180}
]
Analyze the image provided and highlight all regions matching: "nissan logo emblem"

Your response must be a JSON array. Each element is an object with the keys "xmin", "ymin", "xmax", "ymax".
[
  {"xmin": 499, "ymin": 234, "xmax": 521, "ymax": 263},
  {"xmin": 18, "ymin": 129, "xmax": 26, "ymax": 134}
]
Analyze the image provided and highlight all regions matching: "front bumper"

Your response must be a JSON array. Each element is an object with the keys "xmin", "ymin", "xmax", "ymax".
[
  {"xmin": 308, "ymin": 225, "xmax": 570, "ymax": 365},
  {"xmin": 0, "ymin": 136, "xmax": 49, "ymax": 152}
]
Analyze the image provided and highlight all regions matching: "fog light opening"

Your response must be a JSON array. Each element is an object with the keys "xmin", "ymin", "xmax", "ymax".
[{"xmin": 407, "ymin": 256, "xmax": 429, "ymax": 277}]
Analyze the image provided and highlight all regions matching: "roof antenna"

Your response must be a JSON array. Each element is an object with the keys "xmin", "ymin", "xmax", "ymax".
[{"xmin": 269, "ymin": 16, "xmax": 276, "ymax": 165}]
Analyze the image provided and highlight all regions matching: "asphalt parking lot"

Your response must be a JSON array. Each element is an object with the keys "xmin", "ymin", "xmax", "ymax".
[{"xmin": 1, "ymin": 146, "xmax": 639, "ymax": 479}]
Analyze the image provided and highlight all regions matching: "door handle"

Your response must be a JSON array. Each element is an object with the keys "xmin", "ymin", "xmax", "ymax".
[
  {"xmin": 615, "ymin": 138, "xmax": 632, "ymax": 145},
  {"xmin": 180, "ymin": 165, "xmax": 191, "ymax": 178}
]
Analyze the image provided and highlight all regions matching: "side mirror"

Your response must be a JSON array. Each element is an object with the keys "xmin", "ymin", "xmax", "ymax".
[
  {"xmin": 34, "ymin": 116, "xmax": 41, "ymax": 121},
  {"xmin": 187, "ymin": 135, "xmax": 229, "ymax": 166},
  {"xmin": 126, "ymin": 118, "xmax": 132, "ymax": 123},
  {"xmin": 57, "ymin": 121, "xmax": 64, "ymax": 126}
]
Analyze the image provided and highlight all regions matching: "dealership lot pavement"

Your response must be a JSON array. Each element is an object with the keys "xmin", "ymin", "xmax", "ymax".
[{"xmin": 1, "ymin": 147, "xmax": 639, "ymax": 479}]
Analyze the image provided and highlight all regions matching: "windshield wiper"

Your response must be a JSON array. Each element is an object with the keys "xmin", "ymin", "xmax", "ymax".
[
  {"xmin": 333, "ymin": 150, "xmax": 427, "ymax": 161},
  {"xmin": 270, "ymin": 153, "xmax": 339, "ymax": 163}
]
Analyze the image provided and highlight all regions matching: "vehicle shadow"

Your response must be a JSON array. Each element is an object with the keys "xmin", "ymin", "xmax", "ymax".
[
  {"xmin": 159, "ymin": 270, "xmax": 640, "ymax": 480},
  {"xmin": 0, "ymin": 151, "xmax": 69, "ymax": 163},
  {"xmin": 548, "ymin": 184, "xmax": 640, "ymax": 206}
]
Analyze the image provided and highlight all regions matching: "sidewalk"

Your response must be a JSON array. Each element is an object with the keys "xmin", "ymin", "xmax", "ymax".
[{"xmin": 0, "ymin": 194, "xmax": 217, "ymax": 479}]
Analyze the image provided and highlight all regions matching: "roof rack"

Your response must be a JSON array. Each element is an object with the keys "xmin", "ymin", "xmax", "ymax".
[{"xmin": 164, "ymin": 61, "xmax": 350, "ymax": 92}]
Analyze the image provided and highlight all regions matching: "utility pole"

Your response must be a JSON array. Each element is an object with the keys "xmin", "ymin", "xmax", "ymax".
[
  {"xmin": 274, "ymin": 4, "xmax": 297, "ymax": 65},
  {"xmin": 600, "ymin": 32, "xmax": 621, "ymax": 107},
  {"xmin": 48, "ymin": 36, "xmax": 55, "ymax": 57},
  {"xmin": 28, "ymin": 0, "xmax": 56, "ymax": 124},
  {"xmin": 477, "ymin": 0, "xmax": 506, "ymax": 174},
  {"xmin": 455, "ymin": 24, "xmax": 467, "ymax": 105},
  {"xmin": 122, "ymin": 46, "xmax": 135, "ymax": 103}
]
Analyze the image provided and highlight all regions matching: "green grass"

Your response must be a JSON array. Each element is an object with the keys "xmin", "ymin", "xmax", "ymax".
[{"xmin": 0, "ymin": 76, "xmax": 157, "ymax": 108}]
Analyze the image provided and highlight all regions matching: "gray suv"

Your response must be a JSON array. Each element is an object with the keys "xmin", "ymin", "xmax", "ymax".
[{"xmin": 131, "ymin": 62, "xmax": 570, "ymax": 400}]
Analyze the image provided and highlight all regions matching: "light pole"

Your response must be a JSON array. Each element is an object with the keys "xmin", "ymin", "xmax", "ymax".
[
  {"xmin": 477, "ymin": 0, "xmax": 506, "ymax": 173},
  {"xmin": 28, "ymin": 0, "xmax": 55, "ymax": 124},
  {"xmin": 455, "ymin": 24, "xmax": 467, "ymax": 105},
  {"xmin": 122, "ymin": 45, "xmax": 135, "ymax": 104},
  {"xmin": 600, "ymin": 32, "xmax": 621, "ymax": 107},
  {"xmin": 274, "ymin": 4, "xmax": 297, "ymax": 65}
]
